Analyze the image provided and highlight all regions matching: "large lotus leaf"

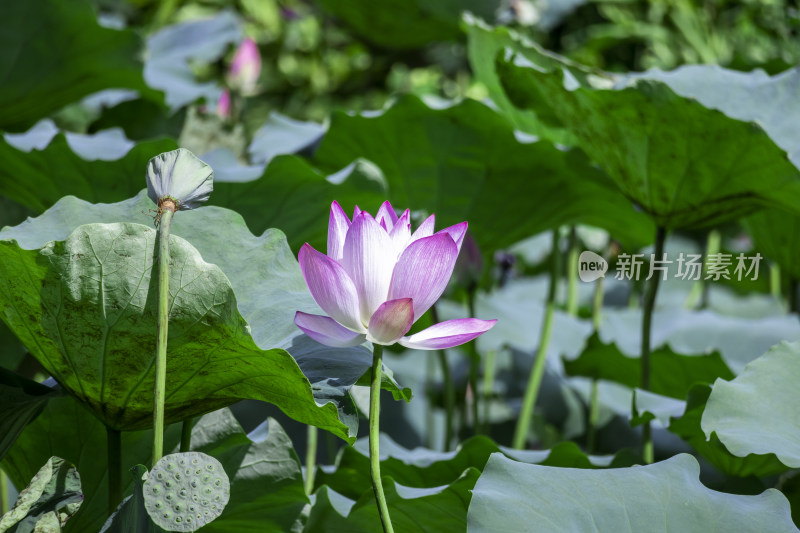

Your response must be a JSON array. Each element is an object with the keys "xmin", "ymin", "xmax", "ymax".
[
  {"xmin": 304, "ymin": 469, "xmax": 480, "ymax": 533},
  {"xmin": 594, "ymin": 308, "xmax": 800, "ymax": 375},
  {"xmin": 0, "ymin": 222, "xmax": 348, "ymax": 437},
  {"xmin": 564, "ymin": 332, "xmax": 734, "ymax": 399},
  {"xmin": 0, "ymin": 0, "xmax": 159, "ymax": 132},
  {"xmin": 0, "ymin": 193, "xmax": 408, "ymax": 436},
  {"xmin": 247, "ymin": 113, "xmax": 326, "ymax": 165},
  {"xmin": 702, "ymin": 341, "xmax": 800, "ymax": 469},
  {"xmin": 0, "ymin": 129, "xmax": 177, "ymax": 213},
  {"xmin": 314, "ymin": 95, "xmax": 654, "ymax": 251},
  {"xmin": 144, "ymin": 11, "xmax": 241, "ymax": 110},
  {"xmin": 487, "ymin": 24, "xmax": 800, "ymax": 229},
  {"xmin": 467, "ymin": 453, "xmax": 797, "ymax": 532},
  {"xmin": 177, "ymin": 410, "xmax": 308, "ymax": 532},
  {"xmin": 0, "ymin": 369, "xmax": 58, "ymax": 461},
  {"xmin": 668, "ymin": 384, "xmax": 787, "ymax": 478},
  {"xmin": 315, "ymin": 0, "xmax": 497, "ymax": 49},
  {"xmin": 464, "ymin": 16, "xmax": 574, "ymax": 144},
  {"xmin": 100, "ymin": 465, "xmax": 151, "ymax": 533},
  {"xmin": 2, "ymin": 394, "xmax": 182, "ymax": 532},
  {"xmin": 208, "ymin": 157, "xmax": 388, "ymax": 252},
  {"xmin": 622, "ymin": 65, "xmax": 800, "ymax": 168},
  {"xmin": 316, "ymin": 433, "xmax": 631, "ymax": 500},
  {"xmin": 0, "ymin": 456, "xmax": 83, "ymax": 532},
  {"xmin": 743, "ymin": 208, "xmax": 800, "ymax": 281}
]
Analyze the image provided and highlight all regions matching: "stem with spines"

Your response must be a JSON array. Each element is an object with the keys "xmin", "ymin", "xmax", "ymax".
[
  {"xmin": 466, "ymin": 290, "xmax": 480, "ymax": 435},
  {"xmin": 512, "ymin": 228, "xmax": 560, "ymax": 449},
  {"xmin": 152, "ymin": 203, "xmax": 175, "ymax": 466},
  {"xmin": 641, "ymin": 226, "xmax": 667, "ymax": 464},
  {"xmin": 305, "ymin": 426, "xmax": 318, "ymax": 495},
  {"xmin": 369, "ymin": 344, "xmax": 394, "ymax": 533},
  {"xmin": 586, "ymin": 267, "xmax": 605, "ymax": 454},
  {"xmin": 431, "ymin": 305, "xmax": 455, "ymax": 450}
]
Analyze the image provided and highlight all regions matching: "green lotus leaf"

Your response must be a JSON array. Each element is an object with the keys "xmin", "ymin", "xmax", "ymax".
[
  {"xmin": 0, "ymin": 456, "xmax": 83, "ymax": 532},
  {"xmin": 702, "ymin": 341, "xmax": 800, "ymax": 469},
  {"xmin": 304, "ymin": 469, "xmax": 480, "ymax": 533},
  {"xmin": 468, "ymin": 453, "xmax": 797, "ymax": 532},
  {"xmin": 0, "ymin": 369, "xmax": 58, "ymax": 461},
  {"xmin": 0, "ymin": 193, "xmax": 409, "ymax": 437},
  {"xmin": 478, "ymin": 19, "xmax": 800, "ymax": 228},
  {"xmin": 744, "ymin": 208, "xmax": 800, "ymax": 281},
  {"xmin": 0, "ymin": 222, "xmax": 347, "ymax": 437},
  {"xmin": 0, "ymin": 130, "xmax": 177, "ymax": 213},
  {"xmin": 314, "ymin": 95, "xmax": 654, "ymax": 251},
  {"xmin": 0, "ymin": 0, "xmax": 160, "ymax": 132}
]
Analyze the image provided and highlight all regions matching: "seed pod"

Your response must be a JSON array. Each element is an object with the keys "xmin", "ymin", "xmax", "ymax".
[{"xmin": 143, "ymin": 452, "xmax": 229, "ymax": 531}]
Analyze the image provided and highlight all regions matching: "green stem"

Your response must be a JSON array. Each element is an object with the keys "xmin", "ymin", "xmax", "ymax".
[
  {"xmin": 481, "ymin": 349, "xmax": 497, "ymax": 436},
  {"xmin": 770, "ymin": 263, "xmax": 782, "ymax": 302},
  {"xmin": 305, "ymin": 425, "xmax": 318, "ymax": 495},
  {"xmin": 566, "ymin": 226, "xmax": 579, "ymax": 317},
  {"xmin": 1, "ymin": 468, "xmax": 9, "ymax": 515},
  {"xmin": 641, "ymin": 226, "xmax": 667, "ymax": 464},
  {"xmin": 512, "ymin": 228, "xmax": 560, "ymax": 449},
  {"xmin": 466, "ymin": 290, "xmax": 480, "ymax": 435},
  {"xmin": 152, "ymin": 206, "xmax": 175, "ymax": 466},
  {"xmin": 369, "ymin": 344, "xmax": 394, "ymax": 533},
  {"xmin": 432, "ymin": 305, "xmax": 455, "ymax": 451},
  {"xmin": 107, "ymin": 426, "xmax": 122, "ymax": 516},
  {"xmin": 180, "ymin": 418, "xmax": 193, "ymax": 453},
  {"xmin": 587, "ymin": 271, "xmax": 605, "ymax": 454},
  {"xmin": 425, "ymin": 354, "xmax": 435, "ymax": 449},
  {"xmin": 790, "ymin": 279, "xmax": 799, "ymax": 315}
]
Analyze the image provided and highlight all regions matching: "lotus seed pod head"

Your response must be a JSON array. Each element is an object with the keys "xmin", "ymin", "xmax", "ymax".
[
  {"xmin": 146, "ymin": 148, "xmax": 214, "ymax": 211},
  {"xmin": 143, "ymin": 451, "xmax": 229, "ymax": 532}
]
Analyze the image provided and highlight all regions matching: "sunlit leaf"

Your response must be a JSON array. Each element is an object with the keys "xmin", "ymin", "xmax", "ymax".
[
  {"xmin": 702, "ymin": 341, "xmax": 800, "ymax": 469},
  {"xmin": 468, "ymin": 453, "xmax": 797, "ymax": 532},
  {"xmin": 315, "ymin": 95, "xmax": 654, "ymax": 252},
  {"xmin": 0, "ymin": 222, "xmax": 348, "ymax": 437},
  {"xmin": 0, "ymin": 456, "xmax": 83, "ymax": 532},
  {"xmin": 482, "ymin": 20, "xmax": 800, "ymax": 228}
]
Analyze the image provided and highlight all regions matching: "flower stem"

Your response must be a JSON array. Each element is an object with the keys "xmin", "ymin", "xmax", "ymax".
[
  {"xmin": 369, "ymin": 344, "xmax": 394, "ymax": 533},
  {"xmin": 180, "ymin": 418, "xmax": 193, "ymax": 453},
  {"xmin": 481, "ymin": 349, "xmax": 496, "ymax": 436},
  {"xmin": 152, "ymin": 204, "xmax": 175, "ymax": 466},
  {"xmin": 566, "ymin": 226, "xmax": 579, "ymax": 317},
  {"xmin": 512, "ymin": 228, "xmax": 560, "ymax": 449},
  {"xmin": 466, "ymin": 290, "xmax": 480, "ymax": 435},
  {"xmin": 305, "ymin": 425, "xmax": 318, "ymax": 495},
  {"xmin": 641, "ymin": 226, "xmax": 667, "ymax": 464},
  {"xmin": 1, "ymin": 468, "xmax": 9, "ymax": 515},
  {"xmin": 431, "ymin": 305, "xmax": 455, "ymax": 451},
  {"xmin": 107, "ymin": 426, "xmax": 122, "ymax": 515},
  {"xmin": 587, "ymin": 270, "xmax": 605, "ymax": 454}
]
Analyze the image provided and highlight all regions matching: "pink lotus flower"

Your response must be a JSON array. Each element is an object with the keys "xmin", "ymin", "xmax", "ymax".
[
  {"xmin": 228, "ymin": 38, "xmax": 261, "ymax": 94},
  {"xmin": 295, "ymin": 201, "xmax": 497, "ymax": 349}
]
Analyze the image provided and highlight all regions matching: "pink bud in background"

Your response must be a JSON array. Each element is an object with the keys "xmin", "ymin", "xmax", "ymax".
[
  {"xmin": 454, "ymin": 233, "xmax": 484, "ymax": 288},
  {"xmin": 216, "ymin": 89, "xmax": 231, "ymax": 119},
  {"xmin": 228, "ymin": 38, "xmax": 261, "ymax": 95}
]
